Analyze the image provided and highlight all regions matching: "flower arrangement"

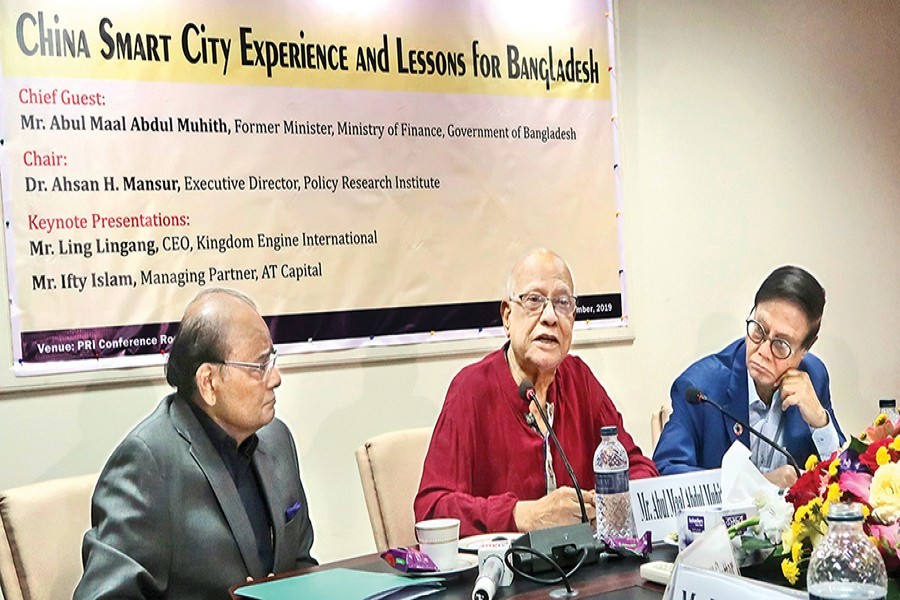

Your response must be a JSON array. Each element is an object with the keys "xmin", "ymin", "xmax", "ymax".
[{"xmin": 733, "ymin": 413, "xmax": 900, "ymax": 595}]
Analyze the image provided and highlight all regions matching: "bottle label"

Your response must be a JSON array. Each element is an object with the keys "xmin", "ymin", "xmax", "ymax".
[{"xmin": 595, "ymin": 470, "xmax": 628, "ymax": 494}]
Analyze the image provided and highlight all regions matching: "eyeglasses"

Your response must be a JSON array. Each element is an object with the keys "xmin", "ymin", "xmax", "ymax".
[
  {"xmin": 218, "ymin": 349, "xmax": 278, "ymax": 380},
  {"xmin": 510, "ymin": 292, "xmax": 578, "ymax": 317},
  {"xmin": 745, "ymin": 319, "xmax": 794, "ymax": 360}
]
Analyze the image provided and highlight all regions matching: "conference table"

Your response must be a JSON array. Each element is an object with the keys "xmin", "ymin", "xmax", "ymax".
[{"xmin": 230, "ymin": 544, "xmax": 675, "ymax": 599}]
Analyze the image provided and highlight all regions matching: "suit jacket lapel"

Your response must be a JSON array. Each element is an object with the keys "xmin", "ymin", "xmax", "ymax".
[
  {"xmin": 253, "ymin": 442, "xmax": 285, "ymax": 569},
  {"xmin": 725, "ymin": 341, "xmax": 751, "ymax": 448},
  {"xmin": 170, "ymin": 396, "xmax": 264, "ymax": 575},
  {"xmin": 781, "ymin": 405, "xmax": 806, "ymax": 464}
]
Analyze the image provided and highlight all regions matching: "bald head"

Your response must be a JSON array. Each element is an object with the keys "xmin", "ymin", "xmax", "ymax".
[
  {"xmin": 165, "ymin": 288, "xmax": 260, "ymax": 398},
  {"xmin": 506, "ymin": 249, "xmax": 575, "ymax": 300}
]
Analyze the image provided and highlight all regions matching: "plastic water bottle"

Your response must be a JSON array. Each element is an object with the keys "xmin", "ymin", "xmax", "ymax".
[
  {"xmin": 879, "ymin": 399, "xmax": 899, "ymax": 424},
  {"xmin": 807, "ymin": 502, "xmax": 887, "ymax": 600},
  {"xmin": 593, "ymin": 425, "xmax": 636, "ymax": 540}
]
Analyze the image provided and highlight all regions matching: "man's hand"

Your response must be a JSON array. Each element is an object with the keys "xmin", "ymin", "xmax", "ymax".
[
  {"xmin": 763, "ymin": 464, "xmax": 798, "ymax": 489},
  {"xmin": 780, "ymin": 369, "xmax": 829, "ymax": 428},
  {"xmin": 513, "ymin": 487, "xmax": 596, "ymax": 532}
]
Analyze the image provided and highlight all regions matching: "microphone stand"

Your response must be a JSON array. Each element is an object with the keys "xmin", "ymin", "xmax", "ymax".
[
  {"xmin": 511, "ymin": 381, "xmax": 601, "ymax": 578},
  {"xmin": 527, "ymin": 390, "xmax": 590, "ymax": 524},
  {"xmin": 691, "ymin": 389, "xmax": 802, "ymax": 478}
]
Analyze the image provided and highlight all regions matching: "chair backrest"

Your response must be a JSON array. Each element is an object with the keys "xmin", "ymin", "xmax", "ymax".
[
  {"xmin": 355, "ymin": 428, "xmax": 432, "ymax": 552},
  {"xmin": 650, "ymin": 404, "xmax": 673, "ymax": 451},
  {"xmin": 0, "ymin": 473, "xmax": 98, "ymax": 600}
]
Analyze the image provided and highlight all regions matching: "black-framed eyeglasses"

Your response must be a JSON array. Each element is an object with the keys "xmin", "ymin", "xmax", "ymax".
[
  {"xmin": 218, "ymin": 349, "xmax": 278, "ymax": 380},
  {"xmin": 745, "ymin": 319, "xmax": 794, "ymax": 360},
  {"xmin": 510, "ymin": 292, "xmax": 578, "ymax": 317}
]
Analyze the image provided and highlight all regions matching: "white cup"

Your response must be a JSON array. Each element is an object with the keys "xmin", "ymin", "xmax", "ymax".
[{"xmin": 414, "ymin": 518, "xmax": 460, "ymax": 571}]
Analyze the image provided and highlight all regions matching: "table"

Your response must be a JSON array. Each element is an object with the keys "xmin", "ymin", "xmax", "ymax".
[{"xmin": 230, "ymin": 544, "xmax": 675, "ymax": 599}]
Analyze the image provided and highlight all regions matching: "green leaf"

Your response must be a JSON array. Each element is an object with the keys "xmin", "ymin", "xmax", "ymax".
[
  {"xmin": 741, "ymin": 536, "xmax": 777, "ymax": 551},
  {"xmin": 887, "ymin": 575, "xmax": 900, "ymax": 600},
  {"xmin": 849, "ymin": 435, "xmax": 869, "ymax": 454}
]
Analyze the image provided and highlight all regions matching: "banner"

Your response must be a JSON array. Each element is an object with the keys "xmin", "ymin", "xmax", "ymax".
[{"xmin": 0, "ymin": 0, "xmax": 625, "ymax": 375}]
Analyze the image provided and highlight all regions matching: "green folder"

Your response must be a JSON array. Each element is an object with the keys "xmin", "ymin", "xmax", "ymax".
[{"xmin": 233, "ymin": 568, "xmax": 444, "ymax": 600}]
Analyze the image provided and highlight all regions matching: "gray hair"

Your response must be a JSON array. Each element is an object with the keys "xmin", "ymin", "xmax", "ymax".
[{"xmin": 164, "ymin": 288, "xmax": 258, "ymax": 398}]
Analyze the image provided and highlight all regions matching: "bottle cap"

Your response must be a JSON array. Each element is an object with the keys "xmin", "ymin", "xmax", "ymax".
[
  {"xmin": 880, "ymin": 399, "xmax": 897, "ymax": 409},
  {"xmin": 826, "ymin": 502, "xmax": 864, "ymax": 522},
  {"xmin": 601, "ymin": 425, "xmax": 618, "ymax": 436}
]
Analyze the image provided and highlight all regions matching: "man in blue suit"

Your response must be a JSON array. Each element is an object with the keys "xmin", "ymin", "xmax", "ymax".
[{"xmin": 653, "ymin": 266, "xmax": 845, "ymax": 488}]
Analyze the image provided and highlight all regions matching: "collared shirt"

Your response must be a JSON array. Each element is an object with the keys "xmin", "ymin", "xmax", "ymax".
[
  {"xmin": 188, "ymin": 401, "xmax": 274, "ymax": 573},
  {"xmin": 746, "ymin": 371, "xmax": 840, "ymax": 472},
  {"xmin": 542, "ymin": 403, "xmax": 557, "ymax": 495}
]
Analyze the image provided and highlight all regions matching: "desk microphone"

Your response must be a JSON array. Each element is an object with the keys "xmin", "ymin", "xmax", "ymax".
[
  {"xmin": 518, "ymin": 380, "xmax": 589, "ymax": 524},
  {"xmin": 685, "ymin": 385, "xmax": 801, "ymax": 478}
]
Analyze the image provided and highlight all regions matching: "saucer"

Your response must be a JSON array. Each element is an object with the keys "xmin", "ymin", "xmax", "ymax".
[
  {"xmin": 459, "ymin": 532, "xmax": 522, "ymax": 552},
  {"xmin": 403, "ymin": 553, "xmax": 477, "ymax": 578}
]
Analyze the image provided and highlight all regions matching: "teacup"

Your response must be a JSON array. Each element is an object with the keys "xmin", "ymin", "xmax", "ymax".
[{"xmin": 414, "ymin": 518, "xmax": 460, "ymax": 571}]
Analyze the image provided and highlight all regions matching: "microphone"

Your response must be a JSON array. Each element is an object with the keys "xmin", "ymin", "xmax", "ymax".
[
  {"xmin": 471, "ymin": 539, "xmax": 513, "ymax": 600},
  {"xmin": 517, "ymin": 380, "xmax": 589, "ymax": 524},
  {"xmin": 685, "ymin": 385, "xmax": 801, "ymax": 478}
]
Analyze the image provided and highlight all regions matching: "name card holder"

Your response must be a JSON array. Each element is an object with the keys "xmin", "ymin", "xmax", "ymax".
[
  {"xmin": 629, "ymin": 469, "xmax": 722, "ymax": 542},
  {"xmin": 665, "ymin": 564, "xmax": 807, "ymax": 600}
]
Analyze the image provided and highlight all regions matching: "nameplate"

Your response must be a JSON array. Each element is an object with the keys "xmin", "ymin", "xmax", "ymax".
[
  {"xmin": 667, "ymin": 564, "xmax": 807, "ymax": 600},
  {"xmin": 629, "ymin": 470, "xmax": 722, "ymax": 542}
]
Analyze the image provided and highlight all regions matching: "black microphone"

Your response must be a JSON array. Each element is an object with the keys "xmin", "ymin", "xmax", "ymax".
[
  {"xmin": 685, "ymin": 385, "xmax": 801, "ymax": 479},
  {"xmin": 517, "ymin": 380, "xmax": 589, "ymax": 524}
]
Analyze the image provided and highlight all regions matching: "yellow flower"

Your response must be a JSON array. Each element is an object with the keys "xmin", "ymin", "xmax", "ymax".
[
  {"xmin": 805, "ymin": 454, "xmax": 819, "ymax": 471},
  {"xmin": 862, "ymin": 504, "xmax": 871, "ymax": 519},
  {"xmin": 891, "ymin": 437, "xmax": 900, "ymax": 452},
  {"xmin": 782, "ymin": 558, "xmax": 800, "ymax": 585},
  {"xmin": 796, "ymin": 505, "xmax": 809, "ymax": 522},
  {"xmin": 791, "ymin": 541, "xmax": 803, "ymax": 563},
  {"xmin": 877, "ymin": 446, "xmax": 891, "ymax": 466},
  {"xmin": 782, "ymin": 527, "xmax": 795, "ymax": 552},
  {"xmin": 876, "ymin": 414, "xmax": 889, "ymax": 426},
  {"xmin": 782, "ymin": 519, "xmax": 805, "ymax": 553},
  {"xmin": 806, "ymin": 497, "xmax": 823, "ymax": 518},
  {"xmin": 870, "ymin": 462, "xmax": 900, "ymax": 522},
  {"xmin": 828, "ymin": 458, "xmax": 840, "ymax": 477}
]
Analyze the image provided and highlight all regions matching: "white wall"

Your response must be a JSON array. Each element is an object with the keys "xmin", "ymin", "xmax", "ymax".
[{"xmin": 0, "ymin": 0, "xmax": 897, "ymax": 565}]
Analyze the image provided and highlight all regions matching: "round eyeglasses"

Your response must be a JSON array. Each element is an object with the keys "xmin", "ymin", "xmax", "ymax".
[
  {"xmin": 510, "ymin": 292, "xmax": 577, "ymax": 317},
  {"xmin": 218, "ymin": 349, "xmax": 278, "ymax": 380},
  {"xmin": 745, "ymin": 319, "xmax": 793, "ymax": 360}
]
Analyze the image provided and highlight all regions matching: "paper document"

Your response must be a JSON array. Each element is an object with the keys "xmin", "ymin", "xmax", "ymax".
[{"xmin": 233, "ymin": 567, "xmax": 444, "ymax": 600}]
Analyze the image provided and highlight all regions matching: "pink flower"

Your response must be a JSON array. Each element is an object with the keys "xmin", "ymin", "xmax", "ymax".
[
  {"xmin": 870, "ymin": 523, "xmax": 900, "ymax": 570},
  {"xmin": 871, "ymin": 523, "xmax": 900, "ymax": 547},
  {"xmin": 838, "ymin": 471, "xmax": 873, "ymax": 504},
  {"xmin": 864, "ymin": 417, "xmax": 900, "ymax": 443}
]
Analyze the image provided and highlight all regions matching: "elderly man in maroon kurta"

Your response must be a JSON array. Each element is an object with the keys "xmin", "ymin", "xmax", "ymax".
[{"xmin": 415, "ymin": 249, "xmax": 657, "ymax": 536}]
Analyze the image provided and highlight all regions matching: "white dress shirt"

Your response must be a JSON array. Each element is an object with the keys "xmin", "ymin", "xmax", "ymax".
[{"xmin": 747, "ymin": 371, "xmax": 840, "ymax": 472}]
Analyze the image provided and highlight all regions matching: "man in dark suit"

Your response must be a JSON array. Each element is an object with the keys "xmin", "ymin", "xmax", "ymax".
[
  {"xmin": 75, "ymin": 288, "xmax": 315, "ymax": 599},
  {"xmin": 653, "ymin": 266, "xmax": 845, "ymax": 488}
]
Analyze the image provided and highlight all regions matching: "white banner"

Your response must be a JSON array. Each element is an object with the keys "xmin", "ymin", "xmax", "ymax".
[{"xmin": 0, "ymin": 0, "xmax": 626, "ymax": 377}]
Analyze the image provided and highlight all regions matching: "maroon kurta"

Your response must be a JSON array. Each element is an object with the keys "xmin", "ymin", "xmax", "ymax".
[{"xmin": 415, "ymin": 347, "xmax": 658, "ymax": 536}]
